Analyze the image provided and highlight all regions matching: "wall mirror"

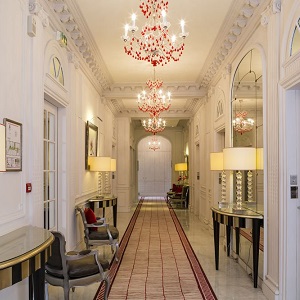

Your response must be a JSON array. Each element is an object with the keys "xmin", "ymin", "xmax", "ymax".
[{"xmin": 231, "ymin": 48, "xmax": 263, "ymax": 213}]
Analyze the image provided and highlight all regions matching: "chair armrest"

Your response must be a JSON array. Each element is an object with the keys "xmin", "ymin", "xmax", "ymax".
[
  {"xmin": 65, "ymin": 249, "xmax": 98, "ymax": 261},
  {"xmin": 86, "ymin": 221, "xmax": 108, "ymax": 228}
]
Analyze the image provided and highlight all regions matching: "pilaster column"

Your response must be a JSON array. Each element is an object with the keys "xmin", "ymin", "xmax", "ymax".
[{"xmin": 261, "ymin": 0, "xmax": 281, "ymax": 298}]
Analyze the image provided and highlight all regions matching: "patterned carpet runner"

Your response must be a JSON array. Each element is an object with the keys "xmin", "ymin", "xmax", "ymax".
[{"xmin": 94, "ymin": 199, "xmax": 217, "ymax": 300}]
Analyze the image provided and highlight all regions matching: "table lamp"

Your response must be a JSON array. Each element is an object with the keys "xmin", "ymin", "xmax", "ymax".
[
  {"xmin": 223, "ymin": 147, "xmax": 256, "ymax": 210},
  {"xmin": 89, "ymin": 156, "xmax": 111, "ymax": 196},
  {"xmin": 256, "ymin": 148, "xmax": 264, "ymax": 170},
  {"xmin": 210, "ymin": 152, "xmax": 226, "ymax": 203},
  {"xmin": 175, "ymin": 162, "xmax": 187, "ymax": 184}
]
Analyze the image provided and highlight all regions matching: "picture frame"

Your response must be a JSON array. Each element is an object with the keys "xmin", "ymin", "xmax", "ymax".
[
  {"xmin": 85, "ymin": 121, "xmax": 98, "ymax": 170},
  {"xmin": 3, "ymin": 118, "xmax": 22, "ymax": 171}
]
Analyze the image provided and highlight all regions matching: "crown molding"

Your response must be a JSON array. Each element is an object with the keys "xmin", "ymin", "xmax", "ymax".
[
  {"xmin": 198, "ymin": 0, "xmax": 269, "ymax": 88},
  {"xmin": 41, "ymin": 0, "xmax": 112, "ymax": 92}
]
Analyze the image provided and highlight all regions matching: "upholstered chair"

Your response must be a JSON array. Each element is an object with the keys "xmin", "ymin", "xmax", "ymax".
[{"xmin": 45, "ymin": 231, "xmax": 110, "ymax": 300}]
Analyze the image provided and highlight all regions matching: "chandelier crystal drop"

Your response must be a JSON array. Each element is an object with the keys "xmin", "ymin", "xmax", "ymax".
[
  {"xmin": 137, "ymin": 70, "xmax": 171, "ymax": 116},
  {"xmin": 142, "ymin": 116, "xmax": 166, "ymax": 134},
  {"xmin": 232, "ymin": 99, "xmax": 255, "ymax": 135},
  {"xmin": 148, "ymin": 136, "xmax": 161, "ymax": 151},
  {"xmin": 122, "ymin": 0, "xmax": 188, "ymax": 67}
]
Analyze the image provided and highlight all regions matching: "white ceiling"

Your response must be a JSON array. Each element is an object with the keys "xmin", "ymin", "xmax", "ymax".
[
  {"xmin": 75, "ymin": 0, "xmax": 235, "ymax": 84},
  {"xmin": 58, "ymin": 0, "xmax": 263, "ymax": 125}
]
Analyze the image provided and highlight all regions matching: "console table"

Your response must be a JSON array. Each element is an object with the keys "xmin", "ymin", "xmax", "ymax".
[
  {"xmin": 211, "ymin": 206, "xmax": 263, "ymax": 288},
  {"xmin": 89, "ymin": 196, "xmax": 118, "ymax": 227},
  {"xmin": 0, "ymin": 225, "xmax": 54, "ymax": 299}
]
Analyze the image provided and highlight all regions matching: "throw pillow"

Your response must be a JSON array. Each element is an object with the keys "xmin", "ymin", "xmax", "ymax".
[{"xmin": 84, "ymin": 208, "xmax": 97, "ymax": 231}]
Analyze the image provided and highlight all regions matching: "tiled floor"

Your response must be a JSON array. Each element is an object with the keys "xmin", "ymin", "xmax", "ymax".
[{"xmin": 47, "ymin": 199, "xmax": 267, "ymax": 299}]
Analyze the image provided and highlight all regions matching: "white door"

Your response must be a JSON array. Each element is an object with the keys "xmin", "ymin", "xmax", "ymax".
[
  {"xmin": 138, "ymin": 136, "xmax": 171, "ymax": 197},
  {"xmin": 43, "ymin": 101, "xmax": 58, "ymax": 230},
  {"xmin": 285, "ymin": 89, "xmax": 300, "ymax": 299}
]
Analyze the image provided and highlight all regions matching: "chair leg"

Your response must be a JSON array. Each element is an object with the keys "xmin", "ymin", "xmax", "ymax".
[
  {"xmin": 64, "ymin": 287, "xmax": 70, "ymax": 300},
  {"xmin": 103, "ymin": 277, "xmax": 110, "ymax": 300},
  {"xmin": 114, "ymin": 242, "xmax": 119, "ymax": 262},
  {"xmin": 44, "ymin": 282, "xmax": 49, "ymax": 300}
]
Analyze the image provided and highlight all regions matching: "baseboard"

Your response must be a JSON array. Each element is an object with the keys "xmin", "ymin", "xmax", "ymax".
[{"xmin": 262, "ymin": 276, "xmax": 280, "ymax": 300}]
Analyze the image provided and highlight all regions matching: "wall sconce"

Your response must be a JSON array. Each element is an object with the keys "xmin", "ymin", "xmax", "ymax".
[
  {"xmin": 210, "ymin": 152, "xmax": 226, "ymax": 203},
  {"xmin": 0, "ymin": 124, "xmax": 5, "ymax": 172},
  {"xmin": 88, "ymin": 156, "xmax": 111, "ymax": 196},
  {"xmin": 223, "ymin": 147, "xmax": 256, "ymax": 210},
  {"xmin": 56, "ymin": 31, "xmax": 68, "ymax": 47}
]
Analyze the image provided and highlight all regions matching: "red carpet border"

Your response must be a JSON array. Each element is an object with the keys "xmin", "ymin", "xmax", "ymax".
[
  {"xmin": 94, "ymin": 199, "xmax": 144, "ymax": 300},
  {"xmin": 167, "ymin": 202, "xmax": 218, "ymax": 300},
  {"xmin": 94, "ymin": 199, "xmax": 217, "ymax": 300}
]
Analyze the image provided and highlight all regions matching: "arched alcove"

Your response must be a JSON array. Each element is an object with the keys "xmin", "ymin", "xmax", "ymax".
[{"xmin": 137, "ymin": 135, "xmax": 172, "ymax": 197}]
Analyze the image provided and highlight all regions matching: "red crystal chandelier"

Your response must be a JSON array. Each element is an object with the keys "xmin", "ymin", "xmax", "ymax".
[
  {"xmin": 232, "ymin": 100, "xmax": 255, "ymax": 135},
  {"xmin": 142, "ymin": 116, "xmax": 166, "ymax": 134},
  {"xmin": 122, "ymin": 0, "xmax": 188, "ymax": 67},
  {"xmin": 148, "ymin": 136, "xmax": 161, "ymax": 151},
  {"xmin": 137, "ymin": 68, "xmax": 171, "ymax": 116}
]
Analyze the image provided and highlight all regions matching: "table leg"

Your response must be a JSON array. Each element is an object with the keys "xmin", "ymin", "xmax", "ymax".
[
  {"xmin": 226, "ymin": 225, "xmax": 231, "ymax": 257},
  {"xmin": 252, "ymin": 219, "xmax": 260, "ymax": 288},
  {"xmin": 213, "ymin": 218, "xmax": 220, "ymax": 270},
  {"xmin": 236, "ymin": 227, "xmax": 240, "ymax": 256},
  {"xmin": 29, "ymin": 266, "xmax": 45, "ymax": 300},
  {"xmin": 113, "ymin": 202, "xmax": 117, "ymax": 227}
]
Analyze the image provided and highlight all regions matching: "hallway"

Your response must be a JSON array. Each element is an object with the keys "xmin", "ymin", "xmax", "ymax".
[{"xmin": 48, "ymin": 198, "xmax": 266, "ymax": 299}]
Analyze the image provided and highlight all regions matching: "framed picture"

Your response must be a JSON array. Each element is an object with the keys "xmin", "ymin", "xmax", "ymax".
[
  {"xmin": 4, "ymin": 118, "xmax": 22, "ymax": 171},
  {"xmin": 85, "ymin": 121, "xmax": 98, "ymax": 170}
]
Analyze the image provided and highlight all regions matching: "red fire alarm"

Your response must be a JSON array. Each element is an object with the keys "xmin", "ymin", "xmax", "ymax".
[{"xmin": 26, "ymin": 183, "xmax": 32, "ymax": 193}]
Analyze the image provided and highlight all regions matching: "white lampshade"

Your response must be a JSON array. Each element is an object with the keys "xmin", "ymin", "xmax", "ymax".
[
  {"xmin": 89, "ymin": 156, "xmax": 111, "ymax": 171},
  {"xmin": 0, "ymin": 124, "xmax": 5, "ymax": 172},
  {"xmin": 110, "ymin": 158, "xmax": 116, "ymax": 172},
  {"xmin": 175, "ymin": 163, "xmax": 187, "ymax": 172},
  {"xmin": 223, "ymin": 147, "xmax": 256, "ymax": 170},
  {"xmin": 210, "ymin": 152, "xmax": 223, "ymax": 171},
  {"xmin": 256, "ymin": 148, "xmax": 264, "ymax": 170}
]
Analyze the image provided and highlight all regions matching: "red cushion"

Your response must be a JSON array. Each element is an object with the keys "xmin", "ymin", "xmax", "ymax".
[
  {"xmin": 172, "ymin": 184, "xmax": 182, "ymax": 193},
  {"xmin": 177, "ymin": 185, "xmax": 182, "ymax": 193},
  {"xmin": 84, "ymin": 208, "xmax": 97, "ymax": 231}
]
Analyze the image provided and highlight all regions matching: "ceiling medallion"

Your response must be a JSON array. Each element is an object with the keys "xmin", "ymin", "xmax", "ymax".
[{"xmin": 122, "ymin": 0, "xmax": 188, "ymax": 67}]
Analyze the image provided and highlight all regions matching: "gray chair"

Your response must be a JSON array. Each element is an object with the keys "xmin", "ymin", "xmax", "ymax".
[
  {"xmin": 169, "ymin": 185, "xmax": 189, "ymax": 209},
  {"xmin": 45, "ymin": 231, "xmax": 110, "ymax": 300},
  {"xmin": 76, "ymin": 206, "xmax": 119, "ymax": 262}
]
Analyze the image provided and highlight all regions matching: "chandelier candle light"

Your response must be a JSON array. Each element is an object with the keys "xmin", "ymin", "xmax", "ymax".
[
  {"xmin": 148, "ymin": 136, "xmax": 161, "ymax": 151},
  {"xmin": 137, "ymin": 69, "xmax": 171, "ymax": 116},
  {"xmin": 142, "ymin": 116, "xmax": 166, "ymax": 134},
  {"xmin": 122, "ymin": 0, "xmax": 188, "ymax": 66},
  {"xmin": 233, "ymin": 99, "xmax": 255, "ymax": 135}
]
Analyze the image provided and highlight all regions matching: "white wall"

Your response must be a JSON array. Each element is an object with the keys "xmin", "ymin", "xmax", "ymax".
[{"xmin": 0, "ymin": 1, "xmax": 116, "ymax": 298}]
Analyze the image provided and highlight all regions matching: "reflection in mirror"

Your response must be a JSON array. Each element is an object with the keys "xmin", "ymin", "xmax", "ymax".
[
  {"xmin": 291, "ymin": 18, "xmax": 300, "ymax": 56},
  {"xmin": 231, "ymin": 49, "xmax": 263, "ymax": 213}
]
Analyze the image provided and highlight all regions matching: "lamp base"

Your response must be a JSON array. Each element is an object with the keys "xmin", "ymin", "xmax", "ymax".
[
  {"xmin": 232, "ymin": 207, "xmax": 247, "ymax": 213},
  {"xmin": 218, "ymin": 201, "xmax": 229, "ymax": 209}
]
